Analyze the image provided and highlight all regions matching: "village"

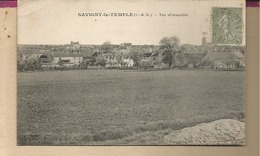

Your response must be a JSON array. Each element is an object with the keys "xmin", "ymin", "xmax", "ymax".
[{"xmin": 17, "ymin": 34, "xmax": 245, "ymax": 71}]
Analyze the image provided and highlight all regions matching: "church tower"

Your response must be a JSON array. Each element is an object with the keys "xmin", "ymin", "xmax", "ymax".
[{"xmin": 202, "ymin": 32, "xmax": 207, "ymax": 46}]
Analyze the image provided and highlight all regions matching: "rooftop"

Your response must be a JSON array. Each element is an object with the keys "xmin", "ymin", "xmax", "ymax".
[{"xmin": 52, "ymin": 52, "xmax": 94, "ymax": 57}]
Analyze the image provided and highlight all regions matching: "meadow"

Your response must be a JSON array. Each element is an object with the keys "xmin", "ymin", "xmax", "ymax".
[{"xmin": 17, "ymin": 69, "xmax": 245, "ymax": 145}]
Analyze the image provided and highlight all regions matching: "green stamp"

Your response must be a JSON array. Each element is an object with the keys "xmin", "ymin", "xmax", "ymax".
[{"xmin": 212, "ymin": 8, "xmax": 243, "ymax": 45}]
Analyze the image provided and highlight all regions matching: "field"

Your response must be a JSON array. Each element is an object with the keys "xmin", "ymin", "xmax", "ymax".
[{"xmin": 17, "ymin": 69, "xmax": 245, "ymax": 145}]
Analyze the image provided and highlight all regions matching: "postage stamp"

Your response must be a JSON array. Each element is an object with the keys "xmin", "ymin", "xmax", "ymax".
[{"xmin": 212, "ymin": 8, "xmax": 243, "ymax": 45}]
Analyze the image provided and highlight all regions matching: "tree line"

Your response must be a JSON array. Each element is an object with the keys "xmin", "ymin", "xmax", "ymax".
[{"xmin": 17, "ymin": 36, "xmax": 181, "ymax": 71}]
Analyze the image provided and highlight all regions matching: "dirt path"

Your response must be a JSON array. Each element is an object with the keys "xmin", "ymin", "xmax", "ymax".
[{"xmin": 164, "ymin": 119, "xmax": 245, "ymax": 145}]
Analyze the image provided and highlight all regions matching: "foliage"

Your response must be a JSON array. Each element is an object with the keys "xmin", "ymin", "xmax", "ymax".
[
  {"xmin": 39, "ymin": 54, "xmax": 54, "ymax": 63},
  {"xmin": 130, "ymin": 51, "xmax": 142, "ymax": 69},
  {"xmin": 200, "ymin": 60, "xmax": 212, "ymax": 67},
  {"xmin": 94, "ymin": 55, "xmax": 107, "ymax": 66},
  {"xmin": 79, "ymin": 61, "xmax": 90, "ymax": 69},
  {"xmin": 159, "ymin": 36, "xmax": 180, "ymax": 68},
  {"xmin": 88, "ymin": 57, "xmax": 96, "ymax": 66},
  {"xmin": 101, "ymin": 41, "xmax": 113, "ymax": 53},
  {"xmin": 17, "ymin": 56, "xmax": 42, "ymax": 71},
  {"xmin": 234, "ymin": 61, "xmax": 244, "ymax": 69}
]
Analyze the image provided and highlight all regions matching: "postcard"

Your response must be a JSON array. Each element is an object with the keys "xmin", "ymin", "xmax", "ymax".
[{"xmin": 17, "ymin": 0, "xmax": 246, "ymax": 145}]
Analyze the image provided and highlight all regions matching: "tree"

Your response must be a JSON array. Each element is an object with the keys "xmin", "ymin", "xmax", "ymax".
[
  {"xmin": 94, "ymin": 55, "xmax": 106, "ymax": 66},
  {"xmin": 159, "ymin": 36, "xmax": 180, "ymax": 68},
  {"xmin": 101, "ymin": 41, "xmax": 113, "ymax": 53},
  {"xmin": 130, "ymin": 51, "xmax": 142, "ymax": 69},
  {"xmin": 17, "ymin": 53, "xmax": 42, "ymax": 71},
  {"xmin": 88, "ymin": 57, "xmax": 96, "ymax": 66}
]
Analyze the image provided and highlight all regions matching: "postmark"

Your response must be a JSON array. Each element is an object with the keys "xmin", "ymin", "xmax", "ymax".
[{"xmin": 212, "ymin": 7, "xmax": 243, "ymax": 45}]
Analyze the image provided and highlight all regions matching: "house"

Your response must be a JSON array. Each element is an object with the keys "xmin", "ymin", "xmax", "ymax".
[
  {"xmin": 18, "ymin": 50, "xmax": 52, "ymax": 61},
  {"xmin": 141, "ymin": 52, "xmax": 154, "ymax": 67},
  {"xmin": 175, "ymin": 53, "xmax": 207, "ymax": 68},
  {"xmin": 202, "ymin": 51, "xmax": 245, "ymax": 69},
  {"xmin": 232, "ymin": 51, "xmax": 246, "ymax": 67},
  {"xmin": 103, "ymin": 53, "xmax": 120, "ymax": 67},
  {"xmin": 212, "ymin": 59, "xmax": 238, "ymax": 69},
  {"xmin": 121, "ymin": 53, "xmax": 134, "ymax": 67},
  {"xmin": 151, "ymin": 52, "xmax": 161, "ymax": 64},
  {"xmin": 70, "ymin": 41, "xmax": 81, "ymax": 51},
  {"xmin": 52, "ymin": 52, "xmax": 93, "ymax": 66},
  {"xmin": 39, "ymin": 54, "xmax": 54, "ymax": 63},
  {"xmin": 114, "ymin": 49, "xmax": 134, "ymax": 67},
  {"xmin": 138, "ymin": 51, "xmax": 165, "ymax": 68}
]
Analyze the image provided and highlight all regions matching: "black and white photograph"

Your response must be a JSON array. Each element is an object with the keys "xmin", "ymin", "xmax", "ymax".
[{"xmin": 17, "ymin": 0, "xmax": 246, "ymax": 145}]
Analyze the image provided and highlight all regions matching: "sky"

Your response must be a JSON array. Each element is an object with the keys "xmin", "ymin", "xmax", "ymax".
[{"xmin": 18, "ymin": 0, "xmax": 245, "ymax": 45}]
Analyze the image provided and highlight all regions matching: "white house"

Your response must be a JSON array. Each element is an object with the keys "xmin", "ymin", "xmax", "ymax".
[{"xmin": 121, "ymin": 53, "xmax": 134, "ymax": 67}]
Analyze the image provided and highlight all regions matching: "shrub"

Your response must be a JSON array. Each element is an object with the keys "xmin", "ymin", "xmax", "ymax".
[{"xmin": 17, "ymin": 58, "xmax": 42, "ymax": 72}]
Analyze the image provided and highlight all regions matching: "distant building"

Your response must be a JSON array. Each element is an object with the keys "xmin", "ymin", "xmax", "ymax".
[
  {"xmin": 141, "ymin": 52, "xmax": 153, "ymax": 67},
  {"xmin": 212, "ymin": 59, "xmax": 237, "ymax": 69},
  {"xmin": 121, "ymin": 53, "xmax": 134, "ymax": 67},
  {"xmin": 103, "ymin": 53, "xmax": 120, "ymax": 67},
  {"xmin": 202, "ymin": 32, "xmax": 207, "ymax": 47},
  {"xmin": 19, "ymin": 50, "xmax": 51, "ymax": 61},
  {"xmin": 119, "ymin": 43, "xmax": 132, "ymax": 49},
  {"xmin": 70, "ymin": 41, "xmax": 81, "ymax": 51},
  {"xmin": 175, "ymin": 53, "xmax": 207, "ymax": 68},
  {"xmin": 202, "ymin": 51, "xmax": 245, "ymax": 69},
  {"xmin": 138, "ymin": 51, "xmax": 164, "ymax": 68},
  {"xmin": 232, "ymin": 51, "xmax": 245, "ymax": 67},
  {"xmin": 201, "ymin": 32, "xmax": 212, "ymax": 49},
  {"xmin": 52, "ymin": 52, "xmax": 94, "ymax": 66}
]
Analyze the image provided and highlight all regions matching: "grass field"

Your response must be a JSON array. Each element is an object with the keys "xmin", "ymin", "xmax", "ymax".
[{"xmin": 17, "ymin": 69, "xmax": 245, "ymax": 145}]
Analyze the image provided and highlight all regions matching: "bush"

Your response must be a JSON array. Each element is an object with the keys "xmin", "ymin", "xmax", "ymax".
[
  {"xmin": 17, "ymin": 58, "xmax": 42, "ymax": 72},
  {"xmin": 94, "ymin": 55, "xmax": 106, "ymax": 67}
]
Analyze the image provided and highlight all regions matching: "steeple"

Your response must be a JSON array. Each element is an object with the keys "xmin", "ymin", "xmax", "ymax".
[{"xmin": 202, "ymin": 32, "xmax": 207, "ymax": 46}]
